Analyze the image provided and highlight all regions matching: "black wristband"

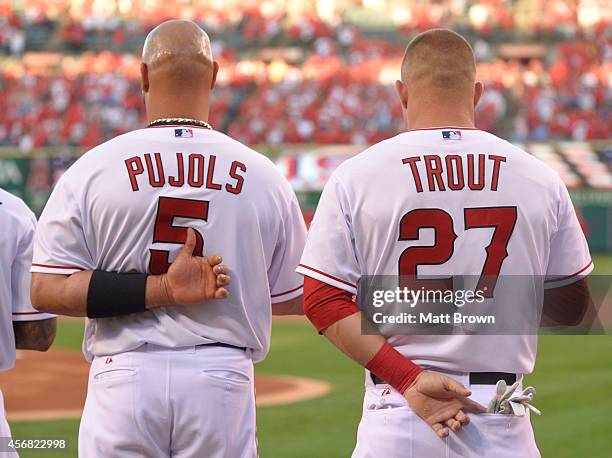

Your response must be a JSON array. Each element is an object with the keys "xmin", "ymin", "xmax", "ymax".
[{"xmin": 87, "ymin": 271, "xmax": 148, "ymax": 318}]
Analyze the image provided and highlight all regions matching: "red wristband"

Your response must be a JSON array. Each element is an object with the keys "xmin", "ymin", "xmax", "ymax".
[{"xmin": 365, "ymin": 343, "xmax": 423, "ymax": 394}]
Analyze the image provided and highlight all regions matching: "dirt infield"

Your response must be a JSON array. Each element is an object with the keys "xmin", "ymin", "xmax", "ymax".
[{"xmin": 0, "ymin": 349, "xmax": 330, "ymax": 421}]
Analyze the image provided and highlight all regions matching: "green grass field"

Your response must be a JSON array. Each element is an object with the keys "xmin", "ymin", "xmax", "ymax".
[{"xmin": 9, "ymin": 254, "xmax": 612, "ymax": 457}]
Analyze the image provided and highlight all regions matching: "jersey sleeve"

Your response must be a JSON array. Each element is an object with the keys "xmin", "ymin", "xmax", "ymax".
[
  {"xmin": 31, "ymin": 176, "xmax": 94, "ymax": 275},
  {"xmin": 297, "ymin": 175, "xmax": 360, "ymax": 295},
  {"xmin": 545, "ymin": 181, "xmax": 593, "ymax": 288},
  {"xmin": 268, "ymin": 189, "xmax": 308, "ymax": 303},
  {"xmin": 12, "ymin": 212, "xmax": 56, "ymax": 322}
]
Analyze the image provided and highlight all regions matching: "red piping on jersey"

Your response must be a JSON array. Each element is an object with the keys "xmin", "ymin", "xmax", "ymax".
[
  {"xmin": 271, "ymin": 284, "xmax": 303, "ymax": 298},
  {"xmin": 298, "ymin": 264, "xmax": 356, "ymax": 288},
  {"xmin": 31, "ymin": 263, "xmax": 84, "ymax": 271},
  {"xmin": 407, "ymin": 126, "xmax": 480, "ymax": 132},
  {"xmin": 544, "ymin": 260, "xmax": 593, "ymax": 283},
  {"xmin": 12, "ymin": 311, "xmax": 44, "ymax": 315}
]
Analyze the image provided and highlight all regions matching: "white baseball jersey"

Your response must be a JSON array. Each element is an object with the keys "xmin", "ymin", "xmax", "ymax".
[
  {"xmin": 298, "ymin": 127, "xmax": 593, "ymax": 374},
  {"xmin": 32, "ymin": 126, "xmax": 306, "ymax": 363},
  {"xmin": 0, "ymin": 188, "xmax": 55, "ymax": 371}
]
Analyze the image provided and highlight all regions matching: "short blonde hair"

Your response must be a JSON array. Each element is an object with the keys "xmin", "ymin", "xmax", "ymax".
[{"xmin": 401, "ymin": 29, "xmax": 476, "ymax": 93}]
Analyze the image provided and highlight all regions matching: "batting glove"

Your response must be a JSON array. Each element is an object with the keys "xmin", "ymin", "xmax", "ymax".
[{"xmin": 487, "ymin": 380, "xmax": 541, "ymax": 417}]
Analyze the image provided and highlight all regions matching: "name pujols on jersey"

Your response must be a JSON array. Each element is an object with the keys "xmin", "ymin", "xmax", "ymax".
[
  {"xmin": 124, "ymin": 152, "xmax": 247, "ymax": 194},
  {"xmin": 402, "ymin": 153, "xmax": 506, "ymax": 192}
]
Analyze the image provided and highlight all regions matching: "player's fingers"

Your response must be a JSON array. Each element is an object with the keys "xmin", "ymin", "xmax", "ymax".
[
  {"xmin": 214, "ymin": 288, "xmax": 229, "ymax": 299},
  {"xmin": 213, "ymin": 264, "xmax": 229, "ymax": 275},
  {"xmin": 180, "ymin": 228, "xmax": 197, "ymax": 256},
  {"xmin": 206, "ymin": 255, "xmax": 223, "ymax": 267},
  {"xmin": 460, "ymin": 398, "xmax": 487, "ymax": 414},
  {"xmin": 455, "ymin": 410, "xmax": 469, "ymax": 425},
  {"xmin": 445, "ymin": 418, "xmax": 461, "ymax": 433},
  {"xmin": 216, "ymin": 274, "xmax": 230, "ymax": 287},
  {"xmin": 444, "ymin": 377, "xmax": 471, "ymax": 397},
  {"xmin": 431, "ymin": 423, "xmax": 449, "ymax": 438},
  {"xmin": 427, "ymin": 399, "xmax": 472, "ymax": 426}
]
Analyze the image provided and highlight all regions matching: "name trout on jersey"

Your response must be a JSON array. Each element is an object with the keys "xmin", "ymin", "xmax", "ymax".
[
  {"xmin": 124, "ymin": 153, "xmax": 246, "ymax": 194},
  {"xmin": 402, "ymin": 153, "xmax": 506, "ymax": 192}
]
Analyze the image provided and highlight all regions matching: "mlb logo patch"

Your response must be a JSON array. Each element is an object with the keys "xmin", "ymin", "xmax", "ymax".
[
  {"xmin": 442, "ymin": 130, "xmax": 462, "ymax": 140},
  {"xmin": 175, "ymin": 128, "xmax": 193, "ymax": 138}
]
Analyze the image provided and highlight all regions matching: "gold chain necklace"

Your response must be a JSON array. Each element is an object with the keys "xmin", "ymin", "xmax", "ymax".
[{"xmin": 147, "ymin": 118, "xmax": 213, "ymax": 130}]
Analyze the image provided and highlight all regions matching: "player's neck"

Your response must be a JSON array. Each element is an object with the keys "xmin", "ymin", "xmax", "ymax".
[
  {"xmin": 406, "ymin": 108, "xmax": 475, "ymax": 131},
  {"xmin": 145, "ymin": 94, "xmax": 211, "ymax": 125}
]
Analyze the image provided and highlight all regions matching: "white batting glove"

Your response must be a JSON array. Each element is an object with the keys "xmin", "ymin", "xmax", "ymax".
[
  {"xmin": 487, "ymin": 380, "xmax": 541, "ymax": 417},
  {"xmin": 487, "ymin": 380, "xmax": 518, "ymax": 414},
  {"xmin": 507, "ymin": 386, "xmax": 541, "ymax": 416}
]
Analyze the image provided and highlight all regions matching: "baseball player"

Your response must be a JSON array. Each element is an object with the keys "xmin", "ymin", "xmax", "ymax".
[
  {"xmin": 298, "ymin": 29, "xmax": 592, "ymax": 457},
  {"xmin": 0, "ymin": 187, "xmax": 57, "ymax": 456},
  {"xmin": 31, "ymin": 20, "xmax": 306, "ymax": 458}
]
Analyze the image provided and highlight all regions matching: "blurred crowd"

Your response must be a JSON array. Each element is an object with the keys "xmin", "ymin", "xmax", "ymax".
[
  {"xmin": 0, "ymin": 0, "xmax": 610, "ymax": 150},
  {"xmin": 2, "ymin": 0, "xmax": 610, "ymax": 54}
]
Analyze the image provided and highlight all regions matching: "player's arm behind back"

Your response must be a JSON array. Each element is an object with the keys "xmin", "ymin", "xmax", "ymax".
[
  {"xmin": 32, "ymin": 229, "xmax": 231, "ymax": 318},
  {"xmin": 299, "ymin": 175, "xmax": 484, "ymax": 439}
]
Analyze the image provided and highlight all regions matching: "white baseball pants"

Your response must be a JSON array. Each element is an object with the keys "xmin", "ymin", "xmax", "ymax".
[
  {"xmin": 79, "ymin": 344, "xmax": 257, "ymax": 458},
  {"xmin": 353, "ymin": 370, "xmax": 541, "ymax": 458}
]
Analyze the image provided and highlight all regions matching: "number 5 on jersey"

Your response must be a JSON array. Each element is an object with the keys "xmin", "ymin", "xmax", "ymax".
[{"xmin": 149, "ymin": 196, "xmax": 209, "ymax": 275}]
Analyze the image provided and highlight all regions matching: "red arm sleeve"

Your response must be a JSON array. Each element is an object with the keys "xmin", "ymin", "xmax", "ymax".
[
  {"xmin": 543, "ymin": 278, "xmax": 591, "ymax": 326},
  {"xmin": 303, "ymin": 276, "xmax": 360, "ymax": 333},
  {"xmin": 303, "ymin": 276, "xmax": 423, "ymax": 393}
]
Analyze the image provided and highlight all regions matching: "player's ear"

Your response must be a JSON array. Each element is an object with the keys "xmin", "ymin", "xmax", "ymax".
[
  {"xmin": 395, "ymin": 80, "xmax": 408, "ymax": 110},
  {"xmin": 210, "ymin": 61, "xmax": 219, "ymax": 90},
  {"xmin": 473, "ymin": 81, "xmax": 484, "ymax": 108},
  {"xmin": 140, "ymin": 62, "xmax": 150, "ymax": 94}
]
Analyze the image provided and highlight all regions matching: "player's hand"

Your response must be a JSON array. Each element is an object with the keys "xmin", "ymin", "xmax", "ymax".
[
  {"xmin": 403, "ymin": 371, "xmax": 486, "ymax": 438},
  {"xmin": 162, "ymin": 228, "xmax": 230, "ymax": 304}
]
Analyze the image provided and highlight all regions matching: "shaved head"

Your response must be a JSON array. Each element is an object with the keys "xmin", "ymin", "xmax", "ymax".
[
  {"xmin": 401, "ymin": 29, "xmax": 476, "ymax": 95},
  {"xmin": 140, "ymin": 19, "xmax": 219, "ymax": 122},
  {"xmin": 143, "ymin": 19, "xmax": 212, "ymax": 66},
  {"xmin": 142, "ymin": 19, "xmax": 215, "ymax": 92}
]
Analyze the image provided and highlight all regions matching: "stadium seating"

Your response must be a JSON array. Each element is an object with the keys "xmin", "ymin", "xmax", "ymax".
[{"xmin": 0, "ymin": 0, "xmax": 610, "ymax": 189}]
